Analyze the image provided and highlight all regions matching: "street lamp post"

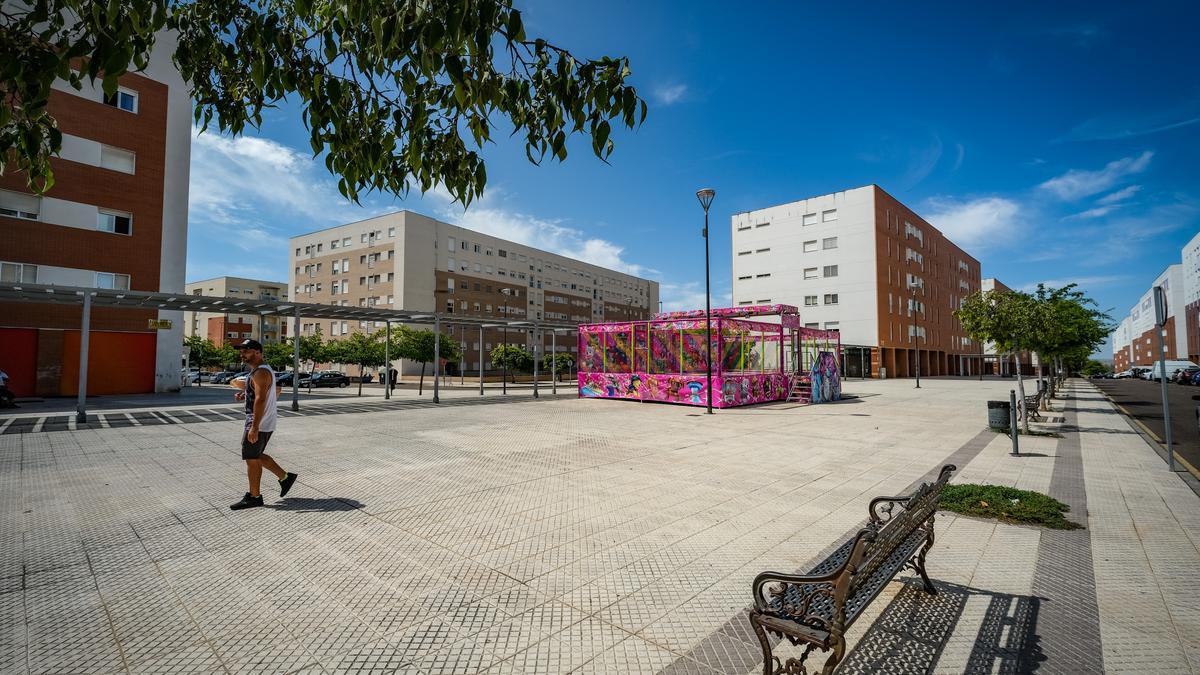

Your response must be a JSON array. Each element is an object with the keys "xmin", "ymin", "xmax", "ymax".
[
  {"xmin": 910, "ymin": 282, "xmax": 921, "ymax": 389},
  {"xmin": 696, "ymin": 188, "xmax": 716, "ymax": 414},
  {"xmin": 500, "ymin": 288, "xmax": 512, "ymax": 395}
]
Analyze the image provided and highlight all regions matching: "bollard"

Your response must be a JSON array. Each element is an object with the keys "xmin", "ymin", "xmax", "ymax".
[{"xmin": 1009, "ymin": 389, "xmax": 1020, "ymax": 456}]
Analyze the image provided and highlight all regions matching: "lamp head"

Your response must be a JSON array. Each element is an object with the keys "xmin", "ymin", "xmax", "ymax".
[{"xmin": 695, "ymin": 188, "xmax": 716, "ymax": 212}]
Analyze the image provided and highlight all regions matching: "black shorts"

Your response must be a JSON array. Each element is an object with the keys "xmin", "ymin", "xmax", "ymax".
[{"xmin": 241, "ymin": 430, "xmax": 273, "ymax": 459}]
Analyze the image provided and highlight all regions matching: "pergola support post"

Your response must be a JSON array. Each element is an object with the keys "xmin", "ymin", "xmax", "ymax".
[
  {"xmin": 434, "ymin": 314, "xmax": 441, "ymax": 404},
  {"xmin": 384, "ymin": 320, "xmax": 391, "ymax": 400},
  {"xmin": 479, "ymin": 325, "xmax": 485, "ymax": 396},
  {"xmin": 75, "ymin": 292, "xmax": 92, "ymax": 424},
  {"xmin": 291, "ymin": 306, "xmax": 300, "ymax": 411},
  {"xmin": 551, "ymin": 330, "xmax": 557, "ymax": 395},
  {"xmin": 533, "ymin": 326, "xmax": 539, "ymax": 399}
]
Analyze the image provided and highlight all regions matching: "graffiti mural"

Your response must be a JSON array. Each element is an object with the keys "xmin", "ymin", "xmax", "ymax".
[{"xmin": 809, "ymin": 351, "xmax": 842, "ymax": 403}]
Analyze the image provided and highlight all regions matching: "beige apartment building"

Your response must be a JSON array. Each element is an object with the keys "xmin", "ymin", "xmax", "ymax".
[
  {"xmin": 289, "ymin": 210, "xmax": 659, "ymax": 374},
  {"xmin": 183, "ymin": 277, "xmax": 289, "ymax": 345}
]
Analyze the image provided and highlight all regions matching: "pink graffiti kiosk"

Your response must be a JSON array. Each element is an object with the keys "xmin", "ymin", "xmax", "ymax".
[{"xmin": 577, "ymin": 304, "xmax": 841, "ymax": 408}]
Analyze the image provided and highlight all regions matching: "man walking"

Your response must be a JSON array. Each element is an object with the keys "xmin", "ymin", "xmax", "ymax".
[
  {"xmin": 0, "ymin": 368, "xmax": 16, "ymax": 408},
  {"xmin": 389, "ymin": 367, "xmax": 398, "ymax": 392},
  {"xmin": 230, "ymin": 339, "xmax": 297, "ymax": 510}
]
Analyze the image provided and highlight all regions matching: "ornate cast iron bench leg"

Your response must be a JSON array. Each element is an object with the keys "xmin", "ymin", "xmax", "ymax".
[
  {"xmin": 819, "ymin": 635, "xmax": 846, "ymax": 675},
  {"xmin": 909, "ymin": 515, "xmax": 938, "ymax": 595},
  {"xmin": 749, "ymin": 611, "xmax": 775, "ymax": 675}
]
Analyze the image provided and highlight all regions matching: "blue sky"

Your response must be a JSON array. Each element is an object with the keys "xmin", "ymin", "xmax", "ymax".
[{"xmin": 185, "ymin": 1, "xmax": 1200, "ymax": 356}]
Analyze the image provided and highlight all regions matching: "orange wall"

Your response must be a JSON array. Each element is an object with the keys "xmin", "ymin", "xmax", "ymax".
[
  {"xmin": 0, "ymin": 328, "xmax": 39, "ymax": 397},
  {"xmin": 59, "ymin": 331, "xmax": 157, "ymax": 395}
]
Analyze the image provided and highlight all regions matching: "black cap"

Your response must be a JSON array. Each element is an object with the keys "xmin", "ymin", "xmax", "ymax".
[{"xmin": 234, "ymin": 338, "xmax": 263, "ymax": 351}]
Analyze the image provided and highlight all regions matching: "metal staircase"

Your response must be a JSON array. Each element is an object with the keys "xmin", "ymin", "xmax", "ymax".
[{"xmin": 786, "ymin": 372, "xmax": 811, "ymax": 404}]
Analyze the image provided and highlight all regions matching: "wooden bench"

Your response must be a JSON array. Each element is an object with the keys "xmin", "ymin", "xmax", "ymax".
[{"xmin": 748, "ymin": 464, "xmax": 956, "ymax": 675}]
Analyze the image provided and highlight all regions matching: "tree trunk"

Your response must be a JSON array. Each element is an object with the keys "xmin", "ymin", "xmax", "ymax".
[
  {"xmin": 419, "ymin": 362, "xmax": 425, "ymax": 395},
  {"xmin": 358, "ymin": 364, "xmax": 363, "ymax": 396},
  {"xmin": 1014, "ymin": 352, "xmax": 1029, "ymax": 433}
]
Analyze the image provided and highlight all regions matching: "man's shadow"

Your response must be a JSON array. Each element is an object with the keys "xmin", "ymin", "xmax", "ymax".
[{"xmin": 269, "ymin": 496, "xmax": 365, "ymax": 513}]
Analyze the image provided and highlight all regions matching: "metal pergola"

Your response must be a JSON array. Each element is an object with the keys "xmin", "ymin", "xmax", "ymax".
[{"xmin": 0, "ymin": 282, "xmax": 579, "ymax": 422}]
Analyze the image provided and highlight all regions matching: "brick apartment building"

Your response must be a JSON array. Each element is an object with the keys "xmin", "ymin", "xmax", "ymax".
[
  {"xmin": 183, "ymin": 277, "xmax": 289, "ymax": 345},
  {"xmin": 289, "ymin": 211, "xmax": 659, "ymax": 375},
  {"xmin": 0, "ymin": 34, "xmax": 191, "ymax": 396},
  {"xmin": 731, "ymin": 185, "xmax": 982, "ymax": 378}
]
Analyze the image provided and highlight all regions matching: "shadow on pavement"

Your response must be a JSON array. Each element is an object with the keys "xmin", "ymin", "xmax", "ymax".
[
  {"xmin": 270, "ymin": 497, "xmax": 365, "ymax": 513},
  {"xmin": 838, "ymin": 578, "xmax": 1044, "ymax": 674}
]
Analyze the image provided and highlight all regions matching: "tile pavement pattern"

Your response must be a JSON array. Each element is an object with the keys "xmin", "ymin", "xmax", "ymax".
[{"xmin": 1, "ymin": 378, "xmax": 1197, "ymax": 673}]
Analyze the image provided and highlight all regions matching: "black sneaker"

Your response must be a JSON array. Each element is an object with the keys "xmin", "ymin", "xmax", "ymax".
[
  {"xmin": 279, "ymin": 472, "xmax": 298, "ymax": 497},
  {"xmin": 230, "ymin": 493, "xmax": 264, "ymax": 510}
]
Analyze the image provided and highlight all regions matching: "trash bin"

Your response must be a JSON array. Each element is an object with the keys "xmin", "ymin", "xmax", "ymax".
[{"xmin": 987, "ymin": 400, "xmax": 1011, "ymax": 429}]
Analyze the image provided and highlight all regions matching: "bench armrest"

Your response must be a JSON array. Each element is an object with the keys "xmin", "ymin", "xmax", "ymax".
[
  {"xmin": 868, "ymin": 496, "xmax": 911, "ymax": 525},
  {"xmin": 751, "ymin": 569, "xmax": 841, "ymax": 614}
]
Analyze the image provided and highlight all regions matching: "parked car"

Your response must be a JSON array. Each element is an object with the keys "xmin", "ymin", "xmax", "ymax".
[
  {"xmin": 181, "ymin": 369, "xmax": 211, "ymax": 384},
  {"xmin": 1173, "ymin": 367, "xmax": 1200, "ymax": 384},
  {"xmin": 350, "ymin": 373, "xmax": 375, "ymax": 383},
  {"xmin": 211, "ymin": 371, "xmax": 243, "ymax": 384},
  {"xmin": 275, "ymin": 371, "xmax": 312, "ymax": 387},
  {"xmin": 310, "ymin": 371, "xmax": 350, "ymax": 388},
  {"xmin": 1139, "ymin": 360, "xmax": 1198, "ymax": 381}
]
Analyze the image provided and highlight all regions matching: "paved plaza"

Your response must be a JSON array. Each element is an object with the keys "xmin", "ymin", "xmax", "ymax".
[{"xmin": 2, "ymin": 378, "xmax": 1198, "ymax": 673}]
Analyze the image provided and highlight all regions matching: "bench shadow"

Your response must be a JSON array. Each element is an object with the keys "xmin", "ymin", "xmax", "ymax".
[
  {"xmin": 268, "ymin": 496, "xmax": 365, "ymax": 513},
  {"xmin": 837, "ymin": 578, "xmax": 1045, "ymax": 674}
]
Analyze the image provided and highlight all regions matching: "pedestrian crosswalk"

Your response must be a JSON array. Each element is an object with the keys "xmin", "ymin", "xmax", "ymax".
[{"xmin": 0, "ymin": 393, "xmax": 571, "ymax": 434}]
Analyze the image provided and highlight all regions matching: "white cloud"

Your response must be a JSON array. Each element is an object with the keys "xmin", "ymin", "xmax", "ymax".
[
  {"xmin": 652, "ymin": 83, "xmax": 688, "ymax": 106},
  {"xmin": 1038, "ymin": 151, "xmax": 1153, "ymax": 200},
  {"xmin": 1018, "ymin": 275, "xmax": 1128, "ymax": 292},
  {"xmin": 1097, "ymin": 184, "xmax": 1142, "ymax": 204},
  {"xmin": 923, "ymin": 196, "xmax": 1021, "ymax": 251},
  {"xmin": 1064, "ymin": 205, "xmax": 1119, "ymax": 220}
]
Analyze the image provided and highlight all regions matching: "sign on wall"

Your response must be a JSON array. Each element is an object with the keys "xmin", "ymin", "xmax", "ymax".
[{"xmin": 147, "ymin": 318, "xmax": 173, "ymax": 330}]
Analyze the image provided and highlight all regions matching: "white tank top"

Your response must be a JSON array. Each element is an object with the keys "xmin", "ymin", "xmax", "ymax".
[{"xmin": 244, "ymin": 364, "xmax": 278, "ymax": 433}]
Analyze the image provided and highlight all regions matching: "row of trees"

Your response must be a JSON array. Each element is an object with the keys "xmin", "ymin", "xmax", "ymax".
[
  {"xmin": 185, "ymin": 329, "xmax": 577, "ymax": 396},
  {"xmin": 955, "ymin": 283, "xmax": 1113, "ymax": 432}
]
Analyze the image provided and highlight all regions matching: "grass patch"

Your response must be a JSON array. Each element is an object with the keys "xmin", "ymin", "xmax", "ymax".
[{"xmin": 939, "ymin": 483, "xmax": 1082, "ymax": 529}]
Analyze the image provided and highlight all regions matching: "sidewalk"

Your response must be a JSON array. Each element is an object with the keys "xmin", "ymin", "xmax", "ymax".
[{"xmin": 0, "ymin": 378, "xmax": 1196, "ymax": 673}]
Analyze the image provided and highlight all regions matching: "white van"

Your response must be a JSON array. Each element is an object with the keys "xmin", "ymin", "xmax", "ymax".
[{"xmin": 1140, "ymin": 360, "xmax": 1199, "ymax": 380}]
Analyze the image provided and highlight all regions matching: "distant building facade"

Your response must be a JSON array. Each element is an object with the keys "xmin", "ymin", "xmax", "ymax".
[
  {"xmin": 1110, "ymin": 264, "xmax": 1187, "ymax": 370},
  {"xmin": 0, "ymin": 34, "xmax": 191, "ymax": 396},
  {"xmin": 1183, "ymin": 231, "xmax": 1200, "ymax": 363},
  {"xmin": 288, "ymin": 211, "xmax": 659, "ymax": 374},
  {"xmin": 183, "ymin": 277, "xmax": 289, "ymax": 345}
]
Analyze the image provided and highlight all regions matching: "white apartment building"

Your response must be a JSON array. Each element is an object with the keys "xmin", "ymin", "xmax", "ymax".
[
  {"xmin": 183, "ymin": 277, "xmax": 289, "ymax": 345},
  {"xmin": 731, "ymin": 185, "xmax": 981, "ymax": 378},
  {"xmin": 1112, "ymin": 264, "xmax": 1186, "ymax": 370},
  {"xmin": 1183, "ymin": 231, "xmax": 1200, "ymax": 362},
  {"xmin": 289, "ymin": 210, "xmax": 659, "ymax": 374}
]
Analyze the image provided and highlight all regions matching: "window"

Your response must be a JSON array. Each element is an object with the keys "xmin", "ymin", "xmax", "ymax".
[
  {"xmin": 447, "ymin": 278, "xmax": 455, "ymax": 292},
  {"xmin": 803, "ymin": 240, "xmax": 818, "ymax": 253},
  {"xmin": 361, "ymin": 233, "xmax": 368, "ymax": 243},
  {"xmin": 0, "ymin": 262, "xmax": 38, "ymax": 283},
  {"xmin": 342, "ymin": 237, "xmax": 351, "ymax": 246},
  {"xmin": 804, "ymin": 295, "xmax": 818, "ymax": 306},
  {"xmin": 738, "ymin": 300, "xmax": 753, "ymax": 305},
  {"xmin": 803, "ymin": 267, "xmax": 819, "ymax": 279},
  {"xmin": 756, "ymin": 273, "xmax": 771, "ymax": 278},
  {"xmin": 822, "ymin": 209, "xmax": 838, "ymax": 222},
  {"xmin": 474, "ymin": 244, "xmax": 481, "ymax": 253},
  {"xmin": 823, "ymin": 265, "xmax": 838, "ymax": 278},
  {"xmin": 824, "ymin": 294, "xmax": 839, "ymax": 305},
  {"xmin": 102, "ymin": 88, "xmax": 137, "ymax": 113},
  {"xmin": 388, "ymin": 227, "xmax": 395, "ymax": 237},
  {"xmin": 737, "ymin": 275, "xmax": 752, "ymax": 280},
  {"xmin": 824, "ymin": 321, "xmax": 840, "ymax": 330},
  {"xmin": 755, "ymin": 221, "xmax": 770, "ymax": 228},
  {"xmin": 756, "ymin": 248, "xmax": 770, "ymax": 253},
  {"xmin": 805, "ymin": 322, "xmax": 819, "ymax": 328},
  {"xmin": 95, "ymin": 272, "xmax": 130, "ymax": 290},
  {"xmin": 449, "ymin": 237, "xmax": 456, "ymax": 250},
  {"xmin": 822, "ymin": 237, "xmax": 838, "ymax": 249},
  {"xmin": 499, "ymin": 249, "xmax": 507, "ymax": 257},
  {"xmin": 737, "ymin": 250, "xmax": 751, "ymax": 256},
  {"xmin": 0, "ymin": 189, "xmax": 39, "ymax": 220},
  {"xmin": 737, "ymin": 223, "xmax": 751, "ymax": 231},
  {"xmin": 447, "ymin": 257, "xmax": 455, "ymax": 271},
  {"xmin": 97, "ymin": 210, "xmax": 132, "ymax": 235},
  {"xmin": 803, "ymin": 213, "xmax": 818, "ymax": 226},
  {"xmin": 99, "ymin": 145, "xmax": 135, "ymax": 173}
]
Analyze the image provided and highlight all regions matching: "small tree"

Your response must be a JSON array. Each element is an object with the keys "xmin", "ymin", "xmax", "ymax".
[
  {"xmin": 398, "ymin": 328, "xmax": 463, "ymax": 396},
  {"xmin": 955, "ymin": 289, "xmax": 1039, "ymax": 432},
  {"xmin": 183, "ymin": 335, "xmax": 222, "ymax": 386},
  {"xmin": 213, "ymin": 343, "xmax": 239, "ymax": 370},
  {"xmin": 490, "ymin": 344, "xmax": 533, "ymax": 382},
  {"xmin": 542, "ymin": 352, "xmax": 575, "ymax": 382},
  {"xmin": 293, "ymin": 327, "xmax": 325, "ymax": 374},
  {"xmin": 263, "ymin": 341, "xmax": 294, "ymax": 372},
  {"xmin": 325, "ymin": 332, "xmax": 386, "ymax": 396},
  {"xmin": 1080, "ymin": 359, "xmax": 1110, "ymax": 378}
]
